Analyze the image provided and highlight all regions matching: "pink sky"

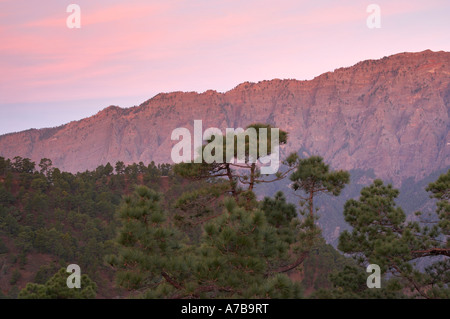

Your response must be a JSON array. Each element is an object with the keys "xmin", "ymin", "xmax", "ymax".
[{"xmin": 0, "ymin": 0, "xmax": 449, "ymax": 134}]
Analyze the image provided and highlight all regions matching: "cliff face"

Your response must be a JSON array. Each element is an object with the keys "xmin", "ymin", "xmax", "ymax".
[{"xmin": 1, "ymin": 50, "xmax": 449, "ymax": 185}]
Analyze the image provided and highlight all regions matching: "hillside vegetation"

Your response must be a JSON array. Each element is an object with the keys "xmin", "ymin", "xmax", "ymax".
[{"xmin": 0, "ymin": 144, "xmax": 448, "ymax": 298}]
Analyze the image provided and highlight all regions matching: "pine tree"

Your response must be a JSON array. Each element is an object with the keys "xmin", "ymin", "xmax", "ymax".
[
  {"xmin": 18, "ymin": 268, "xmax": 97, "ymax": 299},
  {"xmin": 311, "ymin": 264, "xmax": 405, "ymax": 299},
  {"xmin": 289, "ymin": 155, "xmax": 350, "ymax": 218},
  {"xmin": 426, "ymin": 169, "xmax": 450, "ymax": 238},
  {"xmin": 338, "ymin": 176, "xmax": 450, "ymax": 298},
  {"xmin": 107, "ymin": 186, "xmax": 304, "ymax": 298},
  {"xmin": 106, "ymin": 186, "xmax": 188, "ymax": 294},
  {"xmin": 174, "ymin": 123, "xmax": 295, "ymax": 201},
  {"xmin": 285, "ymin": 155, "xmax": 350, "ymax": 273}
]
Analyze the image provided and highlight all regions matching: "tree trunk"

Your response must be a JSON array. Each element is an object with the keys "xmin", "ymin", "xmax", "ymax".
[
  {"xmin": 226, "ymin": 164, "xmax": 238, "ymax": 200},
  {"xmin": 249, "ymin": 163, "xmax": 256, "ymax": 191}
]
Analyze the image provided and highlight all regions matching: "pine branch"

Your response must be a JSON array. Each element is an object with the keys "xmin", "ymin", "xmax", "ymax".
[
  {"xmin": 161, "ymin": 271, "xmax": 184, "ymax": 290},
  {"xmin": 193, "ymin": 212, "xmax": 224, "ymax": 226},
  {"xmin": 411, "ymin": 248, "xmax": 450, "ymax": 258},
  {"xmin": 271, "ymin": 251, "xmax": 309, "ymax": 274},
  {"xmin": 391, "ymin": 264, "xmax": 429, "ymax": 299}
]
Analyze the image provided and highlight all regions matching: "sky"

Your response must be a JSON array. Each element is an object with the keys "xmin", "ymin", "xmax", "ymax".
[{"xmin": 0, "ymin": 0, "xmax": 449, "ymax": 135}]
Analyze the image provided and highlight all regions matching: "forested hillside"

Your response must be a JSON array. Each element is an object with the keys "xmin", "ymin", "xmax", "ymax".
[
  {"xmin": 0, "ymin": 155, "xmax": 350, "ymax": 298},
  {"xmin": 0, "ymin": 156, "xmax": 170, "ymax": 298},
  {"xmin": 0, "ymin": 125, "xmax": 448, "ymax": 299}
]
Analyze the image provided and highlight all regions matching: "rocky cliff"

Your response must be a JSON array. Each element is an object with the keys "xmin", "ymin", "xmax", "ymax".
[{"xmin": 1, "ymin": 50, "xmax": 449, "ymax": 185}]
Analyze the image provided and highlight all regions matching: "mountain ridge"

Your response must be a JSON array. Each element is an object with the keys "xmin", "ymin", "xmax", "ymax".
[{"xmin": 1, "ymin": 49, "xmax": 449, "ymax": 185}]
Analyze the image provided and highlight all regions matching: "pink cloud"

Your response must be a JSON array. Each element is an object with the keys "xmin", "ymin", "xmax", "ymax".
[
  {"xmin": 1, "ymin": 0, "xmax": 449, "ymax": 107},
  {"xmin": 25, "ymin": 2, "xmax": 172, "ymax": 28}
]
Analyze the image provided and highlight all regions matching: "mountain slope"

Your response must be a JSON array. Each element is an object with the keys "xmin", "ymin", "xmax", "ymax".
[{"xmin": 0, "ymin": 50, "xmax": 449, "ymax": 186}]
